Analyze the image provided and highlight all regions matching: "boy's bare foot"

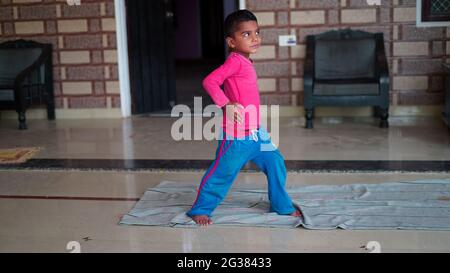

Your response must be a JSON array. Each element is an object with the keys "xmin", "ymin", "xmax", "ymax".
[
  {"xmin": 290, "ymin": 210, "xmax": 302, "ymax": 217},
  {"xmin": 191, "ymin": 215, "xmax": 213, "ymax": 226}
]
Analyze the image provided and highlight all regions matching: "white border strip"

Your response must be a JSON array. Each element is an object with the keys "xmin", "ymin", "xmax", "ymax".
[
  {"xmin": 115, "ymin": 0, "xmax": 131, "ymax": 117},
  {"xmin": 239, "ymin": 0, "xmax": 246, "ymax": 10}
]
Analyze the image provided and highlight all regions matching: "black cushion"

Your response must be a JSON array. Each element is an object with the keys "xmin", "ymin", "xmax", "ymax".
[
  {"xmin": 315, "ymin": 38, "xmax": 376, "ymax": 80},
  {"xmin": 0, "ymin": 89, "xmax": 14, "ymax": 101},
  {"xmin": 314, "ymin": 83, "xmax": 379, "ymax": 96}
]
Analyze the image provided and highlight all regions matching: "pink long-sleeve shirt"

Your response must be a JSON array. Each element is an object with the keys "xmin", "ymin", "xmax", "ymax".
[{"xmin": 202, "ymin": 52, "xmax": 260, "ymax": 138}]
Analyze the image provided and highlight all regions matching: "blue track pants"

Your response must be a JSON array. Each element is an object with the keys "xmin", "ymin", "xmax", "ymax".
[{"xmin": 187, "ymin": 127, "xmax": 295, "ymax": 217}]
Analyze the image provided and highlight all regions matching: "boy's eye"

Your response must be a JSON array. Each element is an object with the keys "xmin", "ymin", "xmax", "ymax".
[{"xmin": 241, "ymin": 31, "xmax": 260, "ymax": 38}]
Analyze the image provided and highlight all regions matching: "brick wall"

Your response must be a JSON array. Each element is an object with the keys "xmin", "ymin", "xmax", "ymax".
[
  {"xmin": 248, "ymin": 0, "xmax": 450, "ymax": 108},
  {"xmin": 1, "ymin": 0, "xmax": 448, "ymax": 114},
  {"xmin": 0, "ymin": 0, "xmax": 120, "ymax": 111}
]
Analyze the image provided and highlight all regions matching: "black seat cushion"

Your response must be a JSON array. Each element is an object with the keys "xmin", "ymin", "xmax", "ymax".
[
  {"xmin": 313, "ymin": 78, "xmax": 379, "ymax": 96},
  {"xmin": 0, "ymin": 89, "xmax": 14, "ymax": 101}
]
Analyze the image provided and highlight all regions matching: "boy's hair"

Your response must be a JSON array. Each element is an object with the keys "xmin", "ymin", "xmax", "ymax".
[{"xmin": 224, "ymin": 9, "xmax": 258, "ymax": 38}]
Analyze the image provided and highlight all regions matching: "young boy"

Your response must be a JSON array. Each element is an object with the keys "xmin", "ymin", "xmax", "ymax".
[{"xmin": 187, "ymin": 10, "xmax": 301, "ymax": 226}]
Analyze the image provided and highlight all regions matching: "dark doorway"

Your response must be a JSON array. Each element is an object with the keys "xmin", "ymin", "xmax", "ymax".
[
  {"xmin": 173, "ymin": 0, "xmax": 238, "ymax": 109},
  {"xmin": 125, "ymin": 0, "xmax": 176, "ymax": 114},
  {"xmin": 126, "ymin": 0, "xmax": 238, "ymax": 114}
]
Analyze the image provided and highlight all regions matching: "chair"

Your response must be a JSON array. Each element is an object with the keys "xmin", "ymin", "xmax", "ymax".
[
  {"xmin": 303, "ymin": 28, "xmax": 390, "ymax": 129},
  {"xmin": 0, "ymin": 39, "xmax": 55, "ymax": 130}
]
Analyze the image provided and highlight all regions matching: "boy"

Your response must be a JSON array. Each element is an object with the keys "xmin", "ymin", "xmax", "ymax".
[{"xmin": 187, "ymin": 10, "xmax": 301, "ymax": 226}]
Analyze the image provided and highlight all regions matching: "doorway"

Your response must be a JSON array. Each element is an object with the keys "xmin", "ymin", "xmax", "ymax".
[
  {"xmin": 125, "ymin": 0, "xmax": 176, "ymax": 114},
  {"xmin": 125, "ymin": 0, "xmax": 238, "ymax": 114},
  {"xmin": 173, "ymin": 0, "xmax": 238, "ymax": 110}
]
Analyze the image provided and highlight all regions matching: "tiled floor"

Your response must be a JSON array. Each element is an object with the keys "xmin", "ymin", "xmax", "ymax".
[
  {"xmin": 0, "ymin": 116, "xmax": 449, "ymax": 252},
  {"xmin": 0, "ymin": 116, "xmax": 449, "ymax": 160}
]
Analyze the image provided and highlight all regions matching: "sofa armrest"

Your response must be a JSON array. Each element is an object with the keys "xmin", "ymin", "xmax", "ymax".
[
  {"xmin": 375, "ymin": 33, "xmax": 389, "ymax": 86},
  {"xmin": 304, "ymin": 35, "xmax": 315, "ymax": 108},
  {"xmin": 375, "ymin": 34, "xmax": 390, "ymax": 108},
  {"xmin": 14, "ymin": 46, "xmax": 50, "ymax": 89}
]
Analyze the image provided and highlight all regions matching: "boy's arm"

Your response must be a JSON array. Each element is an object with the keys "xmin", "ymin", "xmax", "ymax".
[{"xmin": 202, "ymin": 55, "xmax": 241, "ymax": 108}]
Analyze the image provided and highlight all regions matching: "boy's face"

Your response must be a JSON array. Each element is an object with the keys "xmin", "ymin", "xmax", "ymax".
[{"xmin": 226, "ymin": 20, "xmax": 261, "ymax": 57}]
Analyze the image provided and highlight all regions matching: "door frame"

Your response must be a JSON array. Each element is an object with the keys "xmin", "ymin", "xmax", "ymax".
[{"xmin": 114, "ymin": 0, "xmax": 246, "ymax": 117}]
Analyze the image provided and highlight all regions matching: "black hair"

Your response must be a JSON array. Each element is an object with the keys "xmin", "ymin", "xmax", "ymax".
[{"xmin": 224, "ymin": 9, "xmax": 258, "ymax": 38}]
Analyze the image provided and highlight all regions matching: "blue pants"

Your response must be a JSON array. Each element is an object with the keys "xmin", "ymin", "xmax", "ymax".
[{"xmin": 187, "ymin": 127, "xmax": 295, "ymax": 217}]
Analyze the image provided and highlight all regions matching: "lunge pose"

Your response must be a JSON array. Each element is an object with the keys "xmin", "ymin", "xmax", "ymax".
[{"xmin": 187, "ymin": 10, "xmax": 301, "ymax": 226}]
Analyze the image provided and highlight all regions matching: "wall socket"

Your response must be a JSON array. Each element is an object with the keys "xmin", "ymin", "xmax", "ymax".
[{"xmin": 279, "ymin": 35, "xmax": 297, "ymax": 46}]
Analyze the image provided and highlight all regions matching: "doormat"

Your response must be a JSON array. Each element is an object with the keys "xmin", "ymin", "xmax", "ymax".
[{"xmin": 0, "ymin": 147, "xmax": 41, "ymax": 164}]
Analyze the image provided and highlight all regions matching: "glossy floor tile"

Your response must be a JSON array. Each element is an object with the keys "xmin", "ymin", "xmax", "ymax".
[
  {"xmin": 0, "ymin": 116, "xmax": 450, "ymax": 253},
  {"xmin": 1, "ymin": 170, "xmax": 450, "ymax": 253},
  {"xmin": 0, "ymin": 116, "xmax": 449, "ymax": 160}
]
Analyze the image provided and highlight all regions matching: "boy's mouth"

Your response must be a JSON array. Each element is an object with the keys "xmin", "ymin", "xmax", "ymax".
[{"xmin": 250, "ymin": 44, "xmax": 260, "ymax": 49}]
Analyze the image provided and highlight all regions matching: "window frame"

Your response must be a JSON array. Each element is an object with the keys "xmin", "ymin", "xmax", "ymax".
[{"xmin": 417, "ymin": 0, "xmax": 450, "ymax": 27}]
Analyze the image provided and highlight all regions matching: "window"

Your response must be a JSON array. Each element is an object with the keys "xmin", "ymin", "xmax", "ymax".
[{"xmin": 417, "ymin": 0, "xmax": 450, "ymax": 26}]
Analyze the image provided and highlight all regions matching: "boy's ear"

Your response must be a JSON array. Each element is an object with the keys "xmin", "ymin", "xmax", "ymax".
[{"xmin": 226, "ymin": 37, "xmax": 235, "ymax": 49}]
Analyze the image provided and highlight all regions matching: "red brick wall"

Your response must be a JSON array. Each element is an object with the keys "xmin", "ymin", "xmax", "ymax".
[
  {"xmin": 1, "ymin": 0, "xmax": 448, "ymax": 112},
  {"xmin": 248, "ymin": 0, "xmax": 449, "ymax": 107},
  {"xmin": 0, "ymin": 0, "xmax": 120, "ymax": 110}
]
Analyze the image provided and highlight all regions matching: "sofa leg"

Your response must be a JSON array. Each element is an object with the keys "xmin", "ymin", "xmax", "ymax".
[
  {"xmin": 373, "ymin": 106, "xmax": 380, "ymax": 118},
  {"xmin": 18, "ymin": 111, "xmax": 27, "ymax": 130},
  {"xmin": 305, "ymin": 108, "xmax": 314, "ymax": 129},
  {"xmin": 47, "ymin": 101, "xmax": 55, "ymax": 120},
  {"xmin": 379, "ymin": 108, "xmax": 389, "ymax": 128}
]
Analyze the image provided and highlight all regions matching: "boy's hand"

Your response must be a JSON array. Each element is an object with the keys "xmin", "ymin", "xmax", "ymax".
[{"xmin": 223, "ymin": 103, "xmax": 244, "ymax": 124}]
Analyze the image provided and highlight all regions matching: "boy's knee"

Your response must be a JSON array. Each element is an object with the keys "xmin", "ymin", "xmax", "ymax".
[{"xmin": 270, "ymin": 152, "xmax": 286, "ymax": 168}]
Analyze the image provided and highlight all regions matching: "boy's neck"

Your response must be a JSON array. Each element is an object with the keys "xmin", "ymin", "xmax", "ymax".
[{"xmin": 232, "ymin": 51, "xmax": 252, "ymax": 62}]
